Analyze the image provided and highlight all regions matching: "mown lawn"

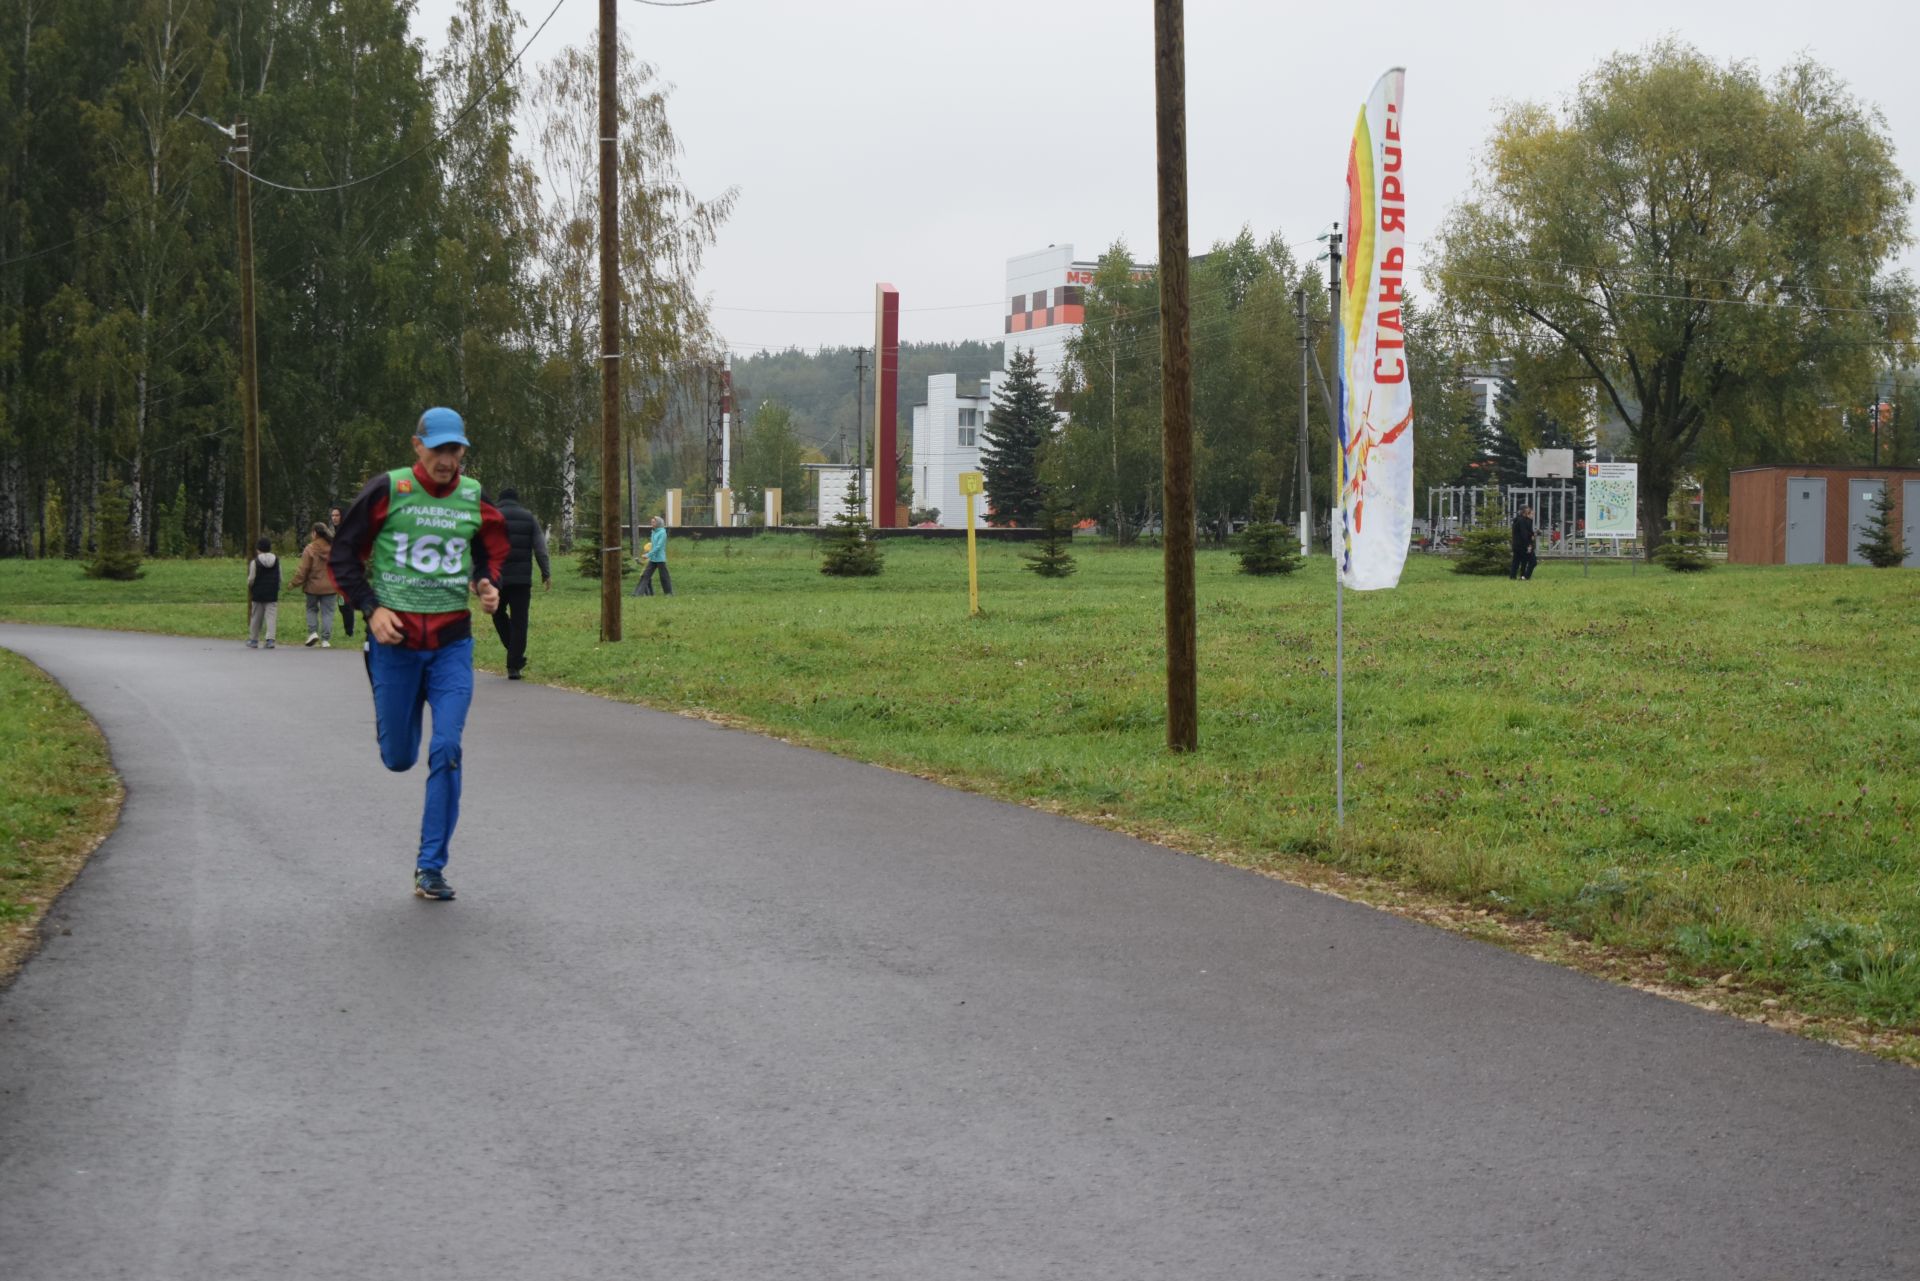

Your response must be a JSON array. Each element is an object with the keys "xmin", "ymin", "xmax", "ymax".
[
  {"xmin": 4, "ymin": 538, "xmax": 1918, "ymax": 1042},
  {"xmin": 0, "ymin": 647, "xmax": 121, "ymax": 981}
]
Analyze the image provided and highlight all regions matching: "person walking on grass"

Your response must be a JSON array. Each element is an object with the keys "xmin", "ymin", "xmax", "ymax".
[
  {"xmin": 330, "ymin": 408, "xmax": 510, "ymax": 902},
  {"xmin": 290, "ymin": 521, "xmax": 338, "ymax": 647},
  {"xmin": 488, "ymin": 487, "xmax": 550, "ymax": 680},
  {"xmin": 635, "ymin": 515, "xmax": 672, "ymax": 597},
  {"xmin": 1510, "ymin": 505, "xmax": 1538, "ymax": 581},
  {"xmin": 245, "ymin": 536, "xmax": 281, "ymax": 649},
  {"xmin": 330, "ymin": 505, "xmax": 356, "ymax": 639}
]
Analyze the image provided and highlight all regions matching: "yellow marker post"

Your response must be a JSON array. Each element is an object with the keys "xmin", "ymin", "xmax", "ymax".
[{"xmin": 958, "ymin": 470, "xmax": 984, "ymax": 616}]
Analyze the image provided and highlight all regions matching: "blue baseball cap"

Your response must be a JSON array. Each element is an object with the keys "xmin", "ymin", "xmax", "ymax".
[{"xmin": 416, "ymin": 407, "xmax": 469, "ymax": 449}]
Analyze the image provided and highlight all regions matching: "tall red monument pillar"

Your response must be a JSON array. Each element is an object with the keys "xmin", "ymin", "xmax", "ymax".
[{"xmin": 873, "ymin": 283, "xmax": 900, "ymax": 527}]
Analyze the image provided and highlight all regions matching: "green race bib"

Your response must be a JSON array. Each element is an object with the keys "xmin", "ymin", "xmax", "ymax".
[{"xmin": 370, "ymin": 469, "xmax": 483, "ymax": 614}]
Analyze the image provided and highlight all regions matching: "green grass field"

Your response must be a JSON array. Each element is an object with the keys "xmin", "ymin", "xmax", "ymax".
[
  {"xmin": 5, "ymin": 537, "xmax": 1918, "ymax": 1042},
  {"xmin": 0, "ymin": 648, "xmax": 121, "ymax": 980}
]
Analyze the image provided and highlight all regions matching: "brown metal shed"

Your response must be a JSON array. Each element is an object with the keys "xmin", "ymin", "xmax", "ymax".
[{"xmin": 1728, "ymin": 466, "xmax": 1920, "ymax": 565}]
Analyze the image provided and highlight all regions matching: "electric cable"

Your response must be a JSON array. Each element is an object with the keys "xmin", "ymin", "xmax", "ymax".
[{"xmin": 235, "ymin": 0, "xmax": 571, "ymax": 195}]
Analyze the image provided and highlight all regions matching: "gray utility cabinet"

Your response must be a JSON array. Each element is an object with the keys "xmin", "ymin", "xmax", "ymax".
[
  {"xmin": 1786, "ymin": 476, "xmax": 1825, "ymax": 565},
  {"xmin": 1848, "ymin": 478, "xmax": 1885, "ymax": 566}
]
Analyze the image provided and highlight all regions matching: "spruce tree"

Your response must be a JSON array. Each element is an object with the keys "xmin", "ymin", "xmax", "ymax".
[
  {"xmin": 1653, "ymin": 511, "xmax": 1713, "ymax": 572},
  {"xmin": 1236, "ymin": 492, "xmax": 1302, "ymax": 576},
  {"xmin": 1023, "ymin": 487, "xmax": 1077, "ymax": 578},
  {"xmin": 83, "ymin": 481, "xmax": 144, "ymax": 581},
  {"xmin": 1451, "ymin": 490, "xmax": 1512, "ymax": 575},
  {"xmin": 1856, "ymin": 485, "xmax": 1907, "ymax": 567},
  {"xmin": 980, "ymin": 348, "xmax": 1056, "ymax": 526},
  {"xmin": 820, "ymin": 474, "xmax": 883, "ymax": 577}
]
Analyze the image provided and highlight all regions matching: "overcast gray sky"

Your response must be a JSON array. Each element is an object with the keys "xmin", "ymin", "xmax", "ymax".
[{"xmin": 410, "ymin": 0, "xmax": 1920, "ymax": 356}]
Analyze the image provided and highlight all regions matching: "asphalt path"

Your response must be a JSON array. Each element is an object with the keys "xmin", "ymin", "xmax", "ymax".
[{"xmin": 0, "ymin": 623, "xmax": 1915, "ymax": 1280}]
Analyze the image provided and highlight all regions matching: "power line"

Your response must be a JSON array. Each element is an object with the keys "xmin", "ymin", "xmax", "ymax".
[{"xmin": 235, "ymin": 0, "xmax": 571, "ymax": 196}]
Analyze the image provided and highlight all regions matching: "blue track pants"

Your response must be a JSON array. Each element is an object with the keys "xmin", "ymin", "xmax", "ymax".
[{"xmin": 365, "ymin": 637, "xmax": 473, "ymax": 873}]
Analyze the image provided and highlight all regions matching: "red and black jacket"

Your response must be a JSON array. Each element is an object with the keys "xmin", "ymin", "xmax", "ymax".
[{"xmin": 329, "ymin": 462, "xmax": 511, "ymax": 650}]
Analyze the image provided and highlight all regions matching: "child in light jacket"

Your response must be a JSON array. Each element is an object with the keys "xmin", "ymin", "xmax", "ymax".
[{"xmin": 245, "ymin": 537, "xmax": 281, "ymax": 649}]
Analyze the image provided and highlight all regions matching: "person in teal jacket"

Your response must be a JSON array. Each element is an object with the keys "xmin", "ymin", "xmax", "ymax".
[{"xmin": 636, "ymin": 515, "xmax": 673, "ymax": 597}]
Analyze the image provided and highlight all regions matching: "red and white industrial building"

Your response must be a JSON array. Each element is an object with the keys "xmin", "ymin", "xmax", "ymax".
[{"xmin": 911, "ymin": 246, "xmax": 1099, "ymax": 528}]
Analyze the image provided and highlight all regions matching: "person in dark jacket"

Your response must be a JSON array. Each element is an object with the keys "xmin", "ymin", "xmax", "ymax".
[
  {"xmin": 1510, "ymin": 505, "xmax": 1538, "ymax": 581},
  {"xmin": 245, "ymin": 536, "xmax": 281, "ymax": 648},
  {"xmin": 330, "ymin": 505, "xmax": 355, "ymax": 637},
  {"xmin": 488, "ymin": 487, "xmax": 550, "ymax": 680}
]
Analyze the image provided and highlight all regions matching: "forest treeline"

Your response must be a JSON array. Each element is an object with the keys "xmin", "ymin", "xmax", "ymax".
[
  {"xmin": 1, "ymin": 0, "xmax": 730, "ymax": 558},
  {"xmin": 731, "ymin": 341, "xmax": 1002, "ymax": 461},
  {"xmin": 8, "ymin": 22, "xmax": 1910, "ymax": 559}
]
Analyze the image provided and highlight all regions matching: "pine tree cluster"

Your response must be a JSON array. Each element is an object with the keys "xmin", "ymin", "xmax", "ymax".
[
  {"xmin": 1450, "ymin": 492, "xmax": 1512, "ymax": 575},
  {"xmin": 1236, "ymin": 493, "xmax": 1302, "ymax": 576},
  {"xmin": 83, "ymin": 483, "xmax": 144, "ymax": 581},
  {"xmin": 1653, "ymin": 512, "xmax": 1713, "ymax": 572},
  {"xmin": 820, "ymin": 475, "xmax": 884, "ymax": 577},
  {"xmin": 980, "ymin": 349, "xmax": 1056, "ymax": 527},
  {"xmin": 1856, "ymin": 486, "xmax": 1907, "ymax": 568},
  {"xmin": 1023, "ymin": 488, "xmax": 1077, "ymax": 578}
]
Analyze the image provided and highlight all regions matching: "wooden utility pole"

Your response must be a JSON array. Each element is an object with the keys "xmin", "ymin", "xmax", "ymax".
[
  {"xmin": 854, "ymin": 347, "xmax": 868, "ymax": 505},
  {"xmin": 1295, "ymin": 287, "xmax": 1311, "ymax": 556},
  {"xmin": 597, "ymin": 0, "xmax": 622, "ymax": 641},
  {"xmin": 1154, "ymin": 0, "xmax": 1197, "ymax": 753},
  {"xmin": 233, "ymin": 118, "xmax": 261, "ymax": 553},
  {"xmin": 1327, "ymin": 226, "xmax": 1344, "ymax": 823}
]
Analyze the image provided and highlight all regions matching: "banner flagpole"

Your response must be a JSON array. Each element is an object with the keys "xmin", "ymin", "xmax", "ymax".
[
  {"xmin": 1329, "ymin": 224, "xmax": 1345, "ymax": 826},
  {"xmin": 1336, "ymin": 562, "xmax": 1345, "ymax": 823},
  {"xmin": 1331, "ymin": 67, "xmax": 1413, "ymax": 828}
]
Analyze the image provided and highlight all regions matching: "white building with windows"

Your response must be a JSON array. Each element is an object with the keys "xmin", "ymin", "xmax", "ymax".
[
  {"xmin": 911, "ymin": 373, "xmax": 1003, "ymax": 527},
  {"xmin": 910, "ymin": 245, "xmax": 1119, "ymax": 528}
]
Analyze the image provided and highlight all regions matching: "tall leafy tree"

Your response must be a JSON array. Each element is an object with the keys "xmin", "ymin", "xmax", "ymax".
[
  {"xmin": 529, "ymin": 38, "xmax": 734, "ymax": 544},
  {"xmin": 738, "ymin": 399, "xmax": 806, "ymax": 511},
  {"xmin": 981, "ymin": 346, "xmax": 1055, "ymax": 526},
  {"xmin": 81, "ymin": 0, "xmax": 228, "ymax": 546},
  {"xmin": 427, "ymin": 0, "xmax": 546, "ymax": 509},
  {"xmin": 1059, "ymin": 242, "xmax": 1164, "ymax": 543},
  {"xmin": 1434, "ymin": 42, "xmax": 1916, "ymax": 554}
]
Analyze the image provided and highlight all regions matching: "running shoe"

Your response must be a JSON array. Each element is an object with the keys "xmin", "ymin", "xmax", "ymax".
[
  {"xmin": 414, "ymin": 870, "xmax": 456, "ymax": 901},
  {"xmin": 304, "ymin": 632, "xmax": 320, "ymax": 647}
]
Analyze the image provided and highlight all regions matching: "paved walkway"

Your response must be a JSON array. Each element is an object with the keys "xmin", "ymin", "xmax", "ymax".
[{"xmin": 1, "ymin": 624, "xmax": 1915, "ymax": 1280}]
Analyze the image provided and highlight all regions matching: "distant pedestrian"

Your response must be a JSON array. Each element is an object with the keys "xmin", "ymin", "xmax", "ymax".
[
  {"xmin": 290, "ymin": 521, "xmax": 338, "ymax": 647},
  {"xmin": 245, "ymin": 536, "xmax": 281, "ymax": 649},
  {"xmin": 635, "ymin": 516, "xmax": 672, "ymax": 597},
  {"xmin": 330, "ymin": 505, "xmax": 356, "ymax": 638},
  {"xmin": 330, "ymin": 407, "xmax": 509, "ymax": 902},
  {"xmin": 489, "ymin": 487, "xmax": 551, "ymax": 680},
  {"xmin": 1510, "ymin": 505, "xmax": 1538, "ymax": 581}
]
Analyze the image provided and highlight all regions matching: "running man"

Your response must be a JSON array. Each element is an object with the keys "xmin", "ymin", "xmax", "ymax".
[{"xmin": 331, "ymin": 408, "xmax": 511, "ymax": 901}]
